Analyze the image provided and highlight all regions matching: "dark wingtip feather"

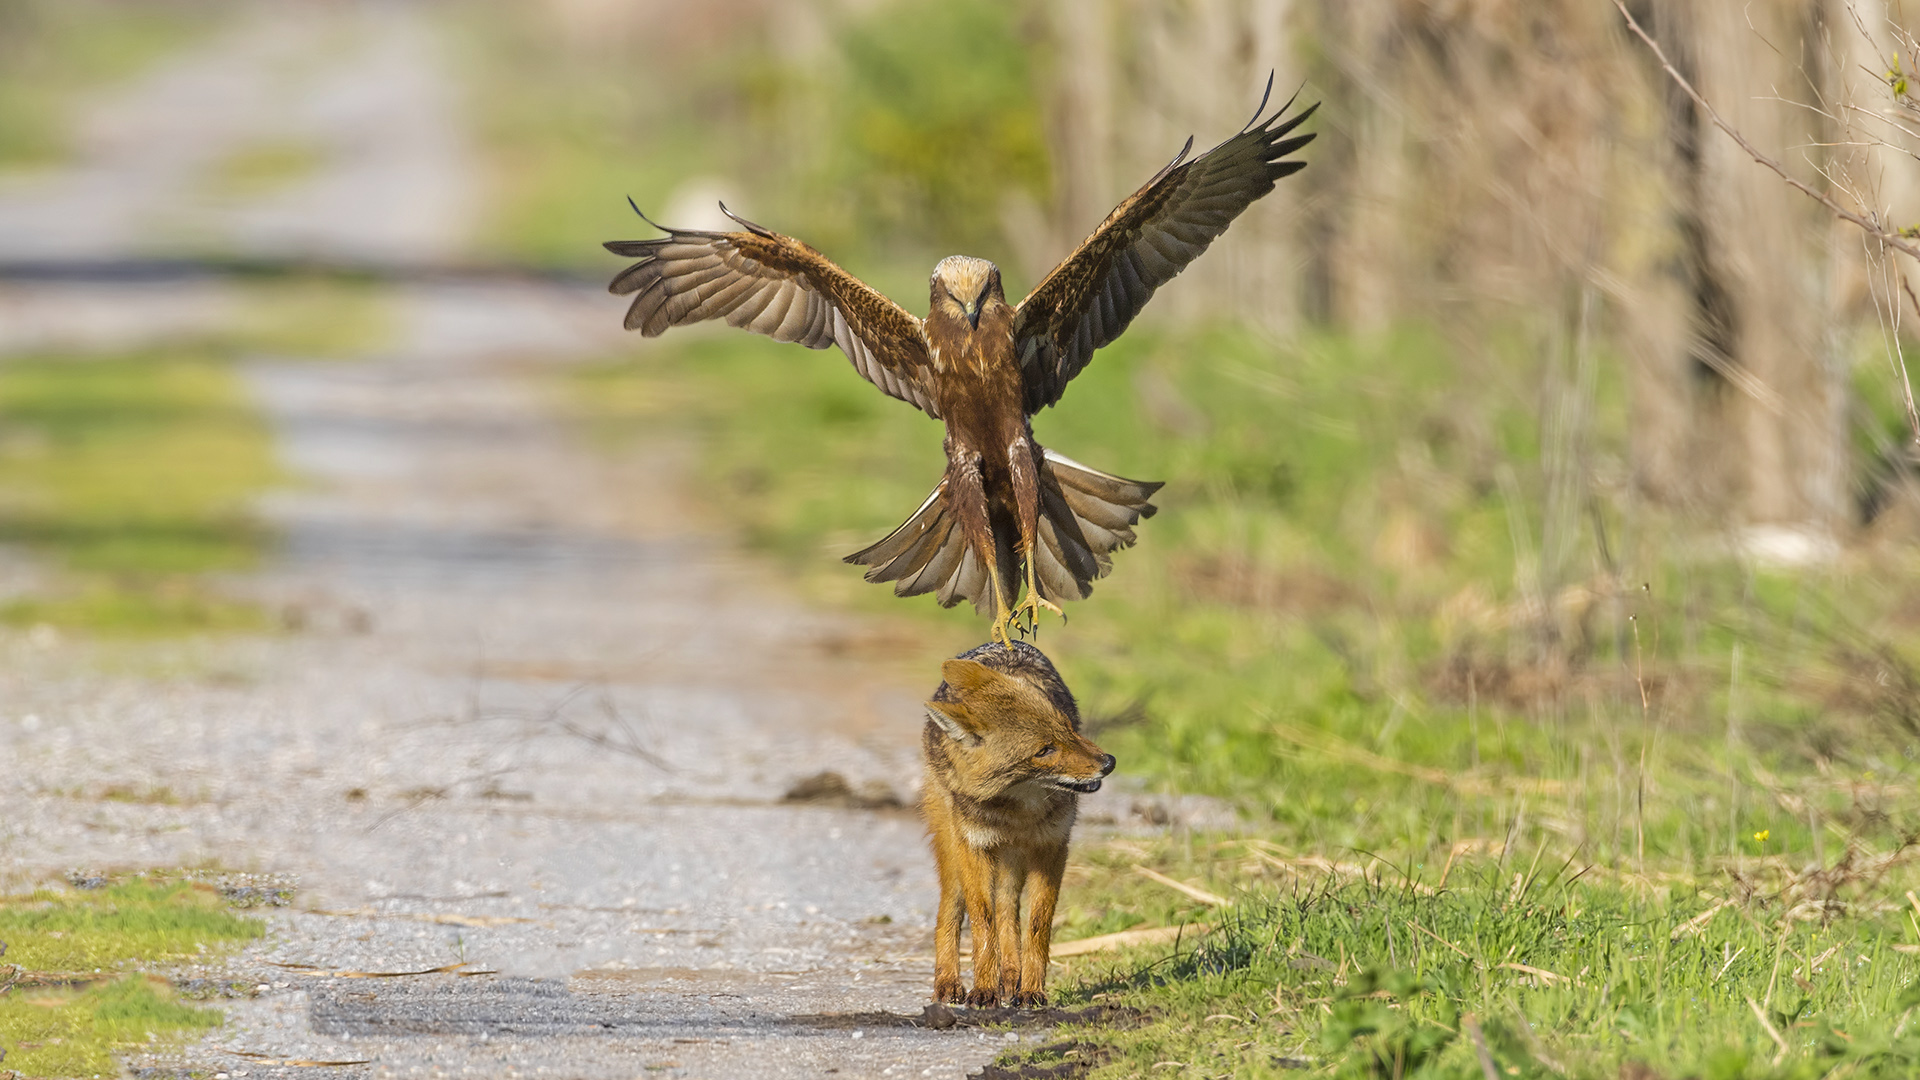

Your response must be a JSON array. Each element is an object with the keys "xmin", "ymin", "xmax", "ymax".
[
  {"xmin": 624, "ymin": 196, "xmax": 669, "ymax": 232},
  {"xmin": 1144, "ymin": 135, "xmax": 1196, "ymax": 188},
  {"xmin": 1271, "ymin": 132, "xmax": 1316, "ymax": 159},
  {"xmin": 718, "ymin": 201, "xmax": 777, "ymax": 238},
  {"xmin": 1241, "ymin": 70, "xmax": 1277, "ymax": 133}
]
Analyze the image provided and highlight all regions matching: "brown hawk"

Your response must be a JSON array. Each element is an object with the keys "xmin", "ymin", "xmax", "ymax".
[{"xmin": 606, "ymin": 80, "xmax": 1316, "ymax": 642}]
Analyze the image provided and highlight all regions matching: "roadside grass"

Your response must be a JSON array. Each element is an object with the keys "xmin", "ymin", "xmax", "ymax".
[
  {"xmin": 0, "ymin": 878, "xmax": 263, "ymax": 1079},
  {"xmin": 203, "ymin": 137, "xmax": 328, "ymax": 200},
  {"xmin": 0, "ymin": 0, "xmax": 219, "ymax": 170},
  {"xmin": 1029, "ymin": 837, "xmax": 1920, "ymax": 1078},
  {"xmin": 227, "ymin": 278, "xmax": 395, "ymax": 358},
  {"xmin": 567, "ymin": 317, "xmax": 1920, "ymax": 1075},
  {"xmin": 0, "ymin": 347, "xmax": 281, "ymax": 635}
]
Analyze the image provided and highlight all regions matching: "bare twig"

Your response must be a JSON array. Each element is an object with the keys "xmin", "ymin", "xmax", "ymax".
[
  {"xmin": 1462, "ymin": 1013, "xmax": 1501, "ymax": 1080},
  {"xmin": 221, "ymin": 1049, "xmax": 376, "ymax": 1067},
  {"xmin": 1051, "ymin": 923, "xmax": 1210, "ymax": 958},
  {"xmin": 1406, "ymin": 917, "xmax": 1480, "ymax": 967},
  {"xmin": 1499, "ymin": 961, "xmax": 1571, "ymax": 985},
  {"xmin": 1612, "ymin": 0, "xmax": 1920, "ymax": 261},
  {"xmin": 1134, "ymin": 865, "xmax": 1231, "ymax": 907},
  {"xmin": 1746, "ymin": 994, "xmax": 1791, "ymax": 1064},
  {"xmin": 1895, "ymin": 275, "xmax": 1920, "ymax": 437},
  {"xmin": 554, "ymin": 690, "xmax": 674, "ymax": 773}
]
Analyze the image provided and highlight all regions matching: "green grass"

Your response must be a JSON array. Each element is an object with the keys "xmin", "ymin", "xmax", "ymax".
[
  {"xmin": 0, "ymin": 880, "xmax": 263, "ymax": 972},
  {"xmin": 0, "ymin": 347, "xmax": 281, "ymax": 634},
  {"xmin": 566, "ymin": 316, "xmax": 1920, "ymax": 1076},
  {"xmin": 203, "ymin": 137, "xmax": 327, "ymax": 199},
  {"xmin": 1020, "ymin": 836, "xmax": 1920, "ymax": 1077},
  {"xmin": 1, "ymin": 976, "xmax": 225, "ymax": 1079},
  {"xmin": 226, "ymin": 278, "xmax": 395, "ymax": 357},
  {"xmin": 0, "ymin": 879, "xmax": 263, "ymax": 1078},
  {"xmin": 0, "ymin": 0, "xmax": 218, "ymax": 171}
]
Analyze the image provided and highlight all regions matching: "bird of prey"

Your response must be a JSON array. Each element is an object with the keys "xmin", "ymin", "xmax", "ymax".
[{"xmin": 606, "ymin": 79, "xmax": 1316, "ymax": 643}]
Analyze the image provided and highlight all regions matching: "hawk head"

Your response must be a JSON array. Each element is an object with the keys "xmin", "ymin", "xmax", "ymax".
[{"xmin": 930, "ymin": 255, "xmax": 1004, "ymax": 331}]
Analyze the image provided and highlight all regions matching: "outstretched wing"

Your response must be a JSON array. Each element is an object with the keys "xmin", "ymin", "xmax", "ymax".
[
  {"xmin": 606, "ymin": 206, "xmax": 940, "ymax": 417},
  {"xmin": 1013, "ymin": 79, "xmax": 1317, "ymax": 413}
]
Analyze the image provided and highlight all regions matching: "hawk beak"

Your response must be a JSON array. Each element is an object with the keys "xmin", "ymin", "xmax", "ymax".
[{"xmin": 964, "ymin": 303, "xmax": 980, "ymax": 330}]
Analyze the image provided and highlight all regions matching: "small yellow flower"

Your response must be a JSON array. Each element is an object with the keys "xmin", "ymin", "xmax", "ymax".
[{"xmin": 1753, "ymin": 830, "xmax": 1770, "ymax": 843}]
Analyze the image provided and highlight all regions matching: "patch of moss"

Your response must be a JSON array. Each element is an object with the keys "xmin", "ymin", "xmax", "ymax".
[
  {"xmin": 0, "ymin": 880, "xmax": 263, "ymax": 972},
  {"xmin": 0, "ymin": 879, "xmax": 262, "ymax": 1078},
  {"xmin": 0, "ymin": 975, "xmax": 224, "ymax": 1079}
]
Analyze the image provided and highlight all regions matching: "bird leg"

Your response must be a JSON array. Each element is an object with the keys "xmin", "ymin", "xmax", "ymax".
[
  {"xmin": 1006, "ymin": 437, "xmax": 1064, "ymax": 640},
  {"xmin": 947, "ymin": 441, "xmax": 1014, "ymax": 645},
  {"xmin": 1010, "ymin": 554, "xmax": 1065, "ymax": 640},
  {"xmin": 989, "ymin": 584, "xmax": 1016, "ymax": 646}
]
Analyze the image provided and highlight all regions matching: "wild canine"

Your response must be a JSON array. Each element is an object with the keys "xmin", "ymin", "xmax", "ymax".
[{"xmin": 920, "ymin": 641, "xmax": 1114, "ymax": 1007}]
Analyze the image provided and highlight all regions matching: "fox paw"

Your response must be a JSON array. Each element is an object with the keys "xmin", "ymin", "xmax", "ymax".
[
  {"xmin": 1008, "ymin": 991, "xmax": 1048, "ymax": 1009},
  {"xmin": 965, "ymin": 986, "xmax": 1001, "ymax": 1008},
  {"xmin": 932, "ymin": 978, "xmax": 967, "ymax": 1005}
]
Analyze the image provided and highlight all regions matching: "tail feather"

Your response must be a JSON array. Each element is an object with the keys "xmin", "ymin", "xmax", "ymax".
[
  {"xmin": 941, "ymin": 546, "xmax": 990, "ymax": 610},
  {"xmin": 848, "ymin": 480, "xmax": 948, "ymax": 577},
  {"xmin": 904, "ymin": 517, "xmax": 968, "ymax": 596},
  {"xmin": 1034, "ymin": 512, "xmax": 1090, "ymax": 601},
  {"xmin": 842, "ymin": 447, "xmax": 1160, "ymax": 612}
]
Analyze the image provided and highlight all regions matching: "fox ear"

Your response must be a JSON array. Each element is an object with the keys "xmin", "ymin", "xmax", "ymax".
[
  {"xmin": 941, "ymin": 658, "xmax": 1010, "ymax": 694},
  {"xmin": 924, "ymin": 700, "xmax": 981, "ymax": 745},
  {"xmin": 941, "ymin": 657, "xmax": 1051, "ymax": 716}
]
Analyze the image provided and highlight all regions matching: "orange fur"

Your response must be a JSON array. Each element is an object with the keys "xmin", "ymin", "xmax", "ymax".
[{"xmin": 919, "ymin": 642, "xmax": 1113, "ymax": 1007}]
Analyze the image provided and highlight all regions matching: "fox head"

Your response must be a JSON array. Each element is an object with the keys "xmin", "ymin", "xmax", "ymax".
[{"xmin": 923, "ymin": 642, "xmax": 1116, "ymax": 799}]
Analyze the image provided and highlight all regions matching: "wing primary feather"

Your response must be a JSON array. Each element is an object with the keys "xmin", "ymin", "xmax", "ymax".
[
  {"xmin": 1145, "ymin": 136, "xmax": 1196, "ymax": 189},
  {"xmin": 1012, "ymin": 83, "xmax": 1316, "ymax": 412},
  {"xmin": 717, "ymin": 201, "xmax": 777, "ymax": 238},
  {"xmin": 625, "ymin": 197, "xmax": 668, "ymax": 232},
  {"xmin": 606, "ymin": 208, "xmax": 936, "ymax": 414},
  {"xmin": 1241, "ymin": 70, "xmax": 1276, "ymax": 133}
]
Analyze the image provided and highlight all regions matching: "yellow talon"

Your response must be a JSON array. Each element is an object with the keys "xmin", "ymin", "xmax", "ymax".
[
  {"xmin": 990, "ymin": 595, "xmax": 1016, "ymax": 646},
  {"xmin": 1009, "ymin": 558, "xmax": 1065, "ymax": 640}
]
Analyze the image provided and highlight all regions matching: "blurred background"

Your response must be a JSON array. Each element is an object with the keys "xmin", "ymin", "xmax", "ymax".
[{"xmin": 5, "ymin": 0, "xmax": 1920, "ymax": 876}]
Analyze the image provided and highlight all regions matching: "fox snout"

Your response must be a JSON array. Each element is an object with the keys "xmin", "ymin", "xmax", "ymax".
[{"xmin": 1047, "ymin": 750, "xmax": 1116, "ymax": 794}]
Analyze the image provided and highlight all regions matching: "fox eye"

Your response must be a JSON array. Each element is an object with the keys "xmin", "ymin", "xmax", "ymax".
[{"xmin": 1033, "ymin": 746, "xmax": 1056, "ymax": 759}]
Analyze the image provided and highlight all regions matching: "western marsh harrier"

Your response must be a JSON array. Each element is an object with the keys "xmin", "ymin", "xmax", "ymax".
[{"xmin": 607, "ymin": 79, "xmax": 1316, "ymax": 641}]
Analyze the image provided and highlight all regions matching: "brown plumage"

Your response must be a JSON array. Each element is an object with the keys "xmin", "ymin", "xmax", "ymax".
[{"xmin": 605, "ymin": 79, "xmax": 1316, "ymax": 639}]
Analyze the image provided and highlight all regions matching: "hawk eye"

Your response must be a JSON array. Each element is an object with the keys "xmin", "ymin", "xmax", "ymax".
[{"xmin": 1034, "ymin": 745, "xmax": 1056, "ymax": 758}]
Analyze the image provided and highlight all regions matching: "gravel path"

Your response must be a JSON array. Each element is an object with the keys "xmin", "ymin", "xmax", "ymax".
[{"xmin": 0, "ymin": 5, "xmax": 1051, "ymax": 1077}]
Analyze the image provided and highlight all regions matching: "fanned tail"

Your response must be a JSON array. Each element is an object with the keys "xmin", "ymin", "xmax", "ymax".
[{"xmin": 842, "ymin": 449, "xmax": 1161, "ymax": 613}]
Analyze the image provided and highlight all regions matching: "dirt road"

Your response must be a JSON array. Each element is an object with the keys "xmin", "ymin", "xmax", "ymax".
[{"xmin": 0, "ymin": 6, "xmax": 1038, "ymax": 1076}]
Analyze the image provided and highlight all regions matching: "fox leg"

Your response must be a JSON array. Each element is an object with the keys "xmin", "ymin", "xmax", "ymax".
[
  {"xmin": 959, "ymin": 843, "xmax": 1001, "ymax": 1006},
  {"xmin": 1015, "ymin": 843, "xmax": 1069, "ymax": 1007},
  {"xmin": 1006, "ymin": 436, "xmax": 1064, "ymax": 638},
  {"xmin": 930, "ymin": 835, "xmax": 968, "ymax": 1004},
  {"xmin": 992, "ymin": 848, "xmax": 1028, "ymax": 1005}
]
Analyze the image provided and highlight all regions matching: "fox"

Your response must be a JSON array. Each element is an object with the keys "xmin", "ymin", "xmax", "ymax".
[{"xmin": 919, "ymin": 641, "xmax": 1115, "ymax": 1008}]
